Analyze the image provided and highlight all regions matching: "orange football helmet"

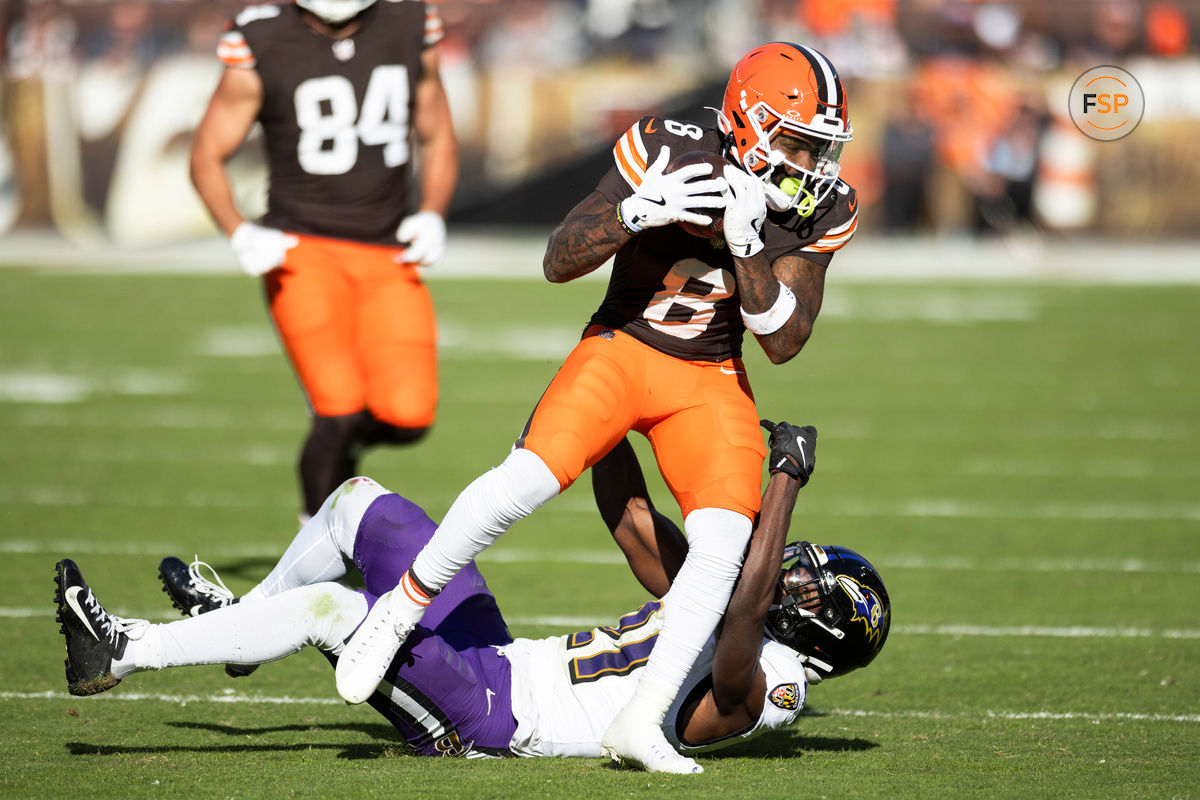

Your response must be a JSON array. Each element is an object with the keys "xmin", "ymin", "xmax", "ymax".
[{"xmin": 718, "ymin": 42, "xmax": 852, "ymax": 215}]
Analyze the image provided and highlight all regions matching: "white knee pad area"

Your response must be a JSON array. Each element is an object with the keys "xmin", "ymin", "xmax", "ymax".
[{"xmin": 683, "ymin": 507, "xmax": 754, "ymax": 571}]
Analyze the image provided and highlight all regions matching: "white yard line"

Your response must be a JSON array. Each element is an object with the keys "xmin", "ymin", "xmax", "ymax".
[
  {"xmin": 4, "ymin": 541, "xmax": 1198, "ymax": 575},
  {"xmin": 803, "ymin": 708, "xmax": 1200, "ymax": 724},
  {"xmin": 508, "ymin": 619, "xmax": 1200, "ymax": 639},
  {"xmin": 8, "ymin": 605, "xmax": 1200, "ymax": 640},
  {"xmin": 2, "ymin": 690, "xmax": 1196, "ymax": 724},
  {"xmin": 5, "ymin": 487, "xmax": 1200, "ymax": 520},
  {"xmin": 893, "ymin": 624, "xmax": 1200, "ymax": 639},
  {"xmin": 4, "ymin": 233, "xmax": 1199, "ymax": 284}
]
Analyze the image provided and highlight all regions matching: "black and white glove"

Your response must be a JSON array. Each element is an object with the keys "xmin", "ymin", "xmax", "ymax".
[
  {"xmin": 229, "ymin": 222, "xmax": 298, "ymax": 277},
  {"xmin": 395, "ymin": 211, "xmax": 447, "ymax": 267},
  {"xmin": 723, "ymin": 165, "xmax": 767, "ymax": 258},
  {"xmin": 760, "ymin": 419, "xmax": 817, "ymax": 487},
  {"xmin": 617, "ymin": 146, "xmax": 727, "ymax": 233}
]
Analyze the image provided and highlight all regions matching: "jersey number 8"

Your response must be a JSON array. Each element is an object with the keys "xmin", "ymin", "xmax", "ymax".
[{"xmin": 293, "ymin": 65, "xmax": 410, "ymax": 175}]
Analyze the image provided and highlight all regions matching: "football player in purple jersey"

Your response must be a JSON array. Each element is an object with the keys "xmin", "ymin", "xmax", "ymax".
[
  {"xmin": 54, "ymin": 422, "xmax": 890, "ymax": 766},
  {"xmin": 190, "ymin": 0, "xmax": 457, "ymax": 523}
]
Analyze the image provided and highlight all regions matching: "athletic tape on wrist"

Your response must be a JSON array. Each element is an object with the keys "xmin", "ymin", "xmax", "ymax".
[
  {"xmin": 400, "ymin": 571, "xmax": 435, "ymax": 606},
  {"xmin": 741, "ymin": 281, "xmax": 797, "ymax": 335},
  {"xmin": 616, "ymin": 199, "xmax": 643, "ymax": 235},
  {"xmin": 727, "ymin": 237, "xmax": 764, "ymax": 258}
]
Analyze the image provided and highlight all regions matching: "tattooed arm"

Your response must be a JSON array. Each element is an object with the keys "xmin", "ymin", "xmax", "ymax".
[
  {"xmin": 735, "ymin": 252, "xmax": 827, "ymax": 365},
  {"xmin": 543, "ymin": 192, "xmax": 631, "ymax": 283}
]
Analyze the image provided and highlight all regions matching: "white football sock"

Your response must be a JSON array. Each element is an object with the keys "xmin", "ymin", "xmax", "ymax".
[
  {"xmin": 409, "ymin": 448, "xmax": 560, "ymax": 592},
  {"xmin": 114, "ymin": 583, "xmax": 366, "ymax": 677},
  {"xmin": 634, "ymin": 507, "xmax": 752, "ymax": 720},
  {"xmin": 242, "ymin": 477, "xmax": 388, "ymax": 603}
]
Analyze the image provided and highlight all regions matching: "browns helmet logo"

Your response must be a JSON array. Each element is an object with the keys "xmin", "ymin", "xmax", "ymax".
[
  {"xmin": 769, "ymin": 682, "xmax": 800, "ymax": 710},
  {"xmin": 836, "ymin": 574, "xmax": 886, "ymax": 647}
]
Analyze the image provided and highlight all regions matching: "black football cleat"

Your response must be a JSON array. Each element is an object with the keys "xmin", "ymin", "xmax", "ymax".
[
  {"xmin": 55, "ymin": 559, "xmax": 147, "ymax": 696},
  {"xmin": 158, "ymin": 556, "xmax": 236, "ymax": 616},
  {"xmin": 158, "ymin": 556, "xmax": 257, "ymax": 678}
]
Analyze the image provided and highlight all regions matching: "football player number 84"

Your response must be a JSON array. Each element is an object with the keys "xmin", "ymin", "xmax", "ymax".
[{"xmin": 293, "ymin": 65, "xmax": 410, "ymax": 175}]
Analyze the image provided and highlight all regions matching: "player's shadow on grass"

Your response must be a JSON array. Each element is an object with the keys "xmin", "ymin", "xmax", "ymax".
[
  {"xmin": 195, "ymin": 557, "xmax": 281, "ymax": 585},
  {"xmin": 65, "ymin": 740, "xmax": 396, "ymax": 760},
  {"xmin": 699, "ymin": 729, "xmax": 878, "ymax": 761},
  {"xmin": 205, "ymin": 556, "xmax": 366, "ymax": 589},
  {"xmin": 67, "ymin": 722, "xmax": 403, "ymax": 760},
  {"xmin": 168, "ymin": 720, "xmax": 394, "ymax": 739},
  {"xmin": 599, "ymin": 727, "xmax": 876, "ymax": 770}
]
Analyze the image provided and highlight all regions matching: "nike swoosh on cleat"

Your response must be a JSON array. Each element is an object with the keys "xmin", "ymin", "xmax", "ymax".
[{"xmin": 64, "ymin": 586, "xmax": 100, "ymax": 641}]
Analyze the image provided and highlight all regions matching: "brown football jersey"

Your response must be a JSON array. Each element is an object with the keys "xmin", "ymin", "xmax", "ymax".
[
  {"xmin": 218, "ymin": 1, "xmax": 443, "ymax": 245},
  {"xmin": 589, "ymin": 116, "xmax": 858, "ymax": 362}
]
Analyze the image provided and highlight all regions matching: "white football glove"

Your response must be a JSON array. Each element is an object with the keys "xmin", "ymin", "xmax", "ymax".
[
  {"xmin": 617, "ymin": 146, "xmax": 728, "ymax": 233},
  {"xmin": 395, "ymin": 211, "xmax": 447, "ymax": 267},
  {"xmin": 229, "ymin": 222, "xmax": 298, "ymax": 277},
  {"xmin": 722, "ymin": 165, "xmax": 767, "ymax": 258}
]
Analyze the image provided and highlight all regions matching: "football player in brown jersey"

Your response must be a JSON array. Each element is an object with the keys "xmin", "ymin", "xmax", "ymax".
[
  {"xmin": 189, "ymin": 0, "xmax": 458, "ymax": 522},
  {"xmin": 334, "ymin": 42, "xmax": 859, "ymax": 774}
]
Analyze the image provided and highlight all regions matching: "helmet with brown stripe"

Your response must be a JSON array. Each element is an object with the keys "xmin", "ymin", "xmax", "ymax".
[{"xmin": 717, "ymin": 42, "xmax": 853, "ymax": 217}]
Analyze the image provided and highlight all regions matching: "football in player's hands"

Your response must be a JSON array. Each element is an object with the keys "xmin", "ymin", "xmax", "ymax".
[{"xmin": 668, "ymin": 151, "xmax": 730, "ymax": 240}]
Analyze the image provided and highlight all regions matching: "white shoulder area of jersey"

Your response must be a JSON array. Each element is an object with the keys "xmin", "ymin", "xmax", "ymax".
[
  {"xmin": 802, "ymin": 181, "xmax": 859, "ymax": 255},
  {"xmin": 234, "ymin": 3, "xmax": 282, "ymax": 28},
  {"xmin": 218, "ymin": 29, "xmax": 256, "ymax": 68},
  {"xmin": 612, "ymin": 120, "xmax": 652, "ymax": 189},
  {"xmin": 759, "ymin": 640, "xmax": 809, "ymax": 720}
]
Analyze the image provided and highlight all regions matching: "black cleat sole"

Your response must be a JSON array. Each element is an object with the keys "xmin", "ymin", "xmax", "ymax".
[
  {"xmin": 158, "ymin": 556, "xmax": 196, "ymax": 617},
  {"xmin": 225, "ymin": 663, "xmax": 259, "ymax": 678}
]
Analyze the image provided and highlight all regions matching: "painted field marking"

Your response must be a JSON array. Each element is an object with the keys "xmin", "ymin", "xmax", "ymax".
[
  {"xmin": 5, "ymin": 485, "xmax": 1200, "ymax": 520},
  {"xmin": 505, "ymin": 619, "xmax": 1200, "ymax": 639},
  {"xmin": 3, "ymin": 541, "xmax": 1198, "ymax": 576},
  {"xmin": 3, "ymin": 690, "xmax": 1197, "ymax": 724},
  {"xmin": 803, "ymin": 708, "xmax": 1200, "ymax": 724},
  {"xmin": 892, "ymin": 623, "xmax": 1200, "ymax": 639},
  {"xmin": 9, "ymin": 605, "xmax": 1200, "ymax": 640}
]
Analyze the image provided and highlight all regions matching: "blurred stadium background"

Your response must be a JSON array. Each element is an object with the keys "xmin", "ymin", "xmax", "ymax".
[
  {"xmin": 2, "ymin": 2, "xmax": 1199, "ymax": 797},
  {"xmin": 2, "ymin": 0, "xmax": 1199, "ymax": 251}
]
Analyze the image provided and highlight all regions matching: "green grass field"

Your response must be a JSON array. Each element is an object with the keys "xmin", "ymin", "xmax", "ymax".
[{"xmin": 1, "ymin": 261, "xmax": 1197, "ymax": 798}]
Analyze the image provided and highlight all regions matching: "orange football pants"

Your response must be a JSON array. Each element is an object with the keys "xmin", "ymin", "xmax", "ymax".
[
  {"xmin": 264, "ymin": 233, "xmax": 437, "ymax": 427},
  {"xmin": 519, "ymin": 327, "xmax": 767, "ymax": 520}
]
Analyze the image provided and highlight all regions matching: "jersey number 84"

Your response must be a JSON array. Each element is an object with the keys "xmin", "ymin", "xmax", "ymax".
[{"xmin": 294, "ymin": 64, "xmax": 410, "ymax": 175}]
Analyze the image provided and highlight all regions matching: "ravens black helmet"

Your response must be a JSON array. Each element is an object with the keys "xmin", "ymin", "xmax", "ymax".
[{"xmin": 765, "ymin": 541, "xmax": 890, "ymax": 679}]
